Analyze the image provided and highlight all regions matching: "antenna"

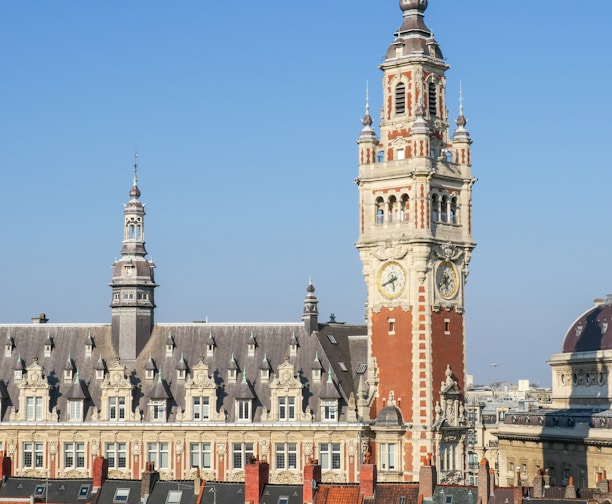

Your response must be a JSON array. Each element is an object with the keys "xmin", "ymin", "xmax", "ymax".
[{"xmin": 490, "ymin": 363, "xmax": 498, "ymax": 396}]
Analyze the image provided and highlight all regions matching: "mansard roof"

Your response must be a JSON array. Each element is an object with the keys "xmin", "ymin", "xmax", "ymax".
[{"xmin": 0, "ymin": 319, "xmax": 367, "ymax": 423}]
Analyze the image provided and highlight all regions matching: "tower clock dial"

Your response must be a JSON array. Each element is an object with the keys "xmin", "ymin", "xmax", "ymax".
[
  {"xmin": 378, "ymin": 261, "xmax": 406, "ymax": 299},
  {"xmin": 436, "ymin": 261, "xmax": 459, "ymax": 299}
]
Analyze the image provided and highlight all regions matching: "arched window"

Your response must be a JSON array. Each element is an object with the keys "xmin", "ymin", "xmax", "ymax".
[
  {"xmin": 450, "ymin": 197, "xmax": 458, "ymax": 224},
  {"xmin": 400, "ymin": 194, "xmax": 409, "ymax": 222},
  {"xmin": 388, "ymin": 196, "xmax": 397, "ymax": 223},
  {"xmin": 428, "ymin": 82, "xmax": 437, "ymax": 117},
  {"xmin": 377, "ymin": 151, "xmax": 385, "ymax": 163},
  {"xmin": 431, "ymin": 194, "xmax": 439, "ymax": 222},
  {"xmin": 395, "ymin": 83, "xmax": 406, "ymax": 115},
  {"xmin": 441, "ymin": 195, "xmax": 448, "ymax": 223},
  {"xmin": 375, "ymin": 197, "xmax": 385, "ymax": 225}
]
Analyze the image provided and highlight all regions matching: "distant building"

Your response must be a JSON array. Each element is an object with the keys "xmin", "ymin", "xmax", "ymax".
[
  {"xmin": 495, "ymin": 295, "xmax": 612, "ymax": 488},
  {"xmin": 0, "ymin": 0, "xmax": 476, "ymax": 485}
]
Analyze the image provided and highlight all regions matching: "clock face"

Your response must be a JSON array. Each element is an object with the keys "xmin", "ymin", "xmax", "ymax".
[
  {"xmin": 378, "ymin": 261, "xmax": 406, "ymax": 299},
  {"xmin": 436, "ymin": 261, "xmax": 459, "ymax": 299}
]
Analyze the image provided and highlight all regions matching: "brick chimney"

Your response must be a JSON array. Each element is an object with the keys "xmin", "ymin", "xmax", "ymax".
[
  {"xmin": 303, "ymin": 459, "xmax": 322, "ymax": 504},
  {"xmin": 419, "ymin": 454, "xmax": 437, "ymax": 498},
  {"xmin": 0, "ymin": 452, "xmax": 11, "ymax": 482},
  {"xmin": 489, "ymin": 469, "xmax": 495, "ymax": 497},
  {"xmin": 564, "ymin": 476, "xmax": 577, "ymax": 499},
  {"xmin": 92, "ymin": 456, "xmax": 108, "ymax": 490},
  {"xmin": 478, "ymin": 458, "xmax": 490, "ymax": 504},
  {"xmin": 245, "ymin": 458, "xmax": 269, "ymax": 504},
  {"xmin": 360, "ymin": 464, "xmax": 377, "ymax": 498},
  {"xmin": 513, "ymin": 486, "xmax": 523, "ymax": 504},
  {"xmin": 596, "ymin": 470, "xmax": 609, "ymax": 493},
  {"xmin": 141, "ymin": 461, "xmax": 159, "ymax": 501}
]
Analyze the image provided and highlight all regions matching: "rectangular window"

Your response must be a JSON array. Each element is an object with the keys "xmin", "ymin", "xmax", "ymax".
[
  {"xmin": 232, "ymin": 442, "xmax": 254, "ymax": 470},
  {"xmin": 109, "ymin": 396, "xmax": 126, "ymax": 420},
  {"xmin": 444, "ymin": 319, "xmax": 450, "ymax": 334},
  {"xmin": 26, "ymin": 396, "xmax": 44, "ymax": 421},
  {"xmin": 64, "ymin": 442, "xmax": 85, "ymax": 469},
  {"xmin": 380, "ymin": 443, "xmax": 396, "ymax": 471},
  {"xmin": 321, "ymin": 400, "xmax": 337, "ymax": 421},
  {"xmin": 275, "ymin": 443, "xmax": 297, "ymax": 470},
  {"xmin": 189, "ymin": 442, "xmax": 212, "ymax": 469},
  {"xmin": 147, "ymin": 442, "xmax": 169, "ymax": 469},
  {"xmin": 151, "ymin": 400, "xmax": 166, "ymax": 421},
  {"xmin": 279, "ymin": 397, "xmax": 295, "ymax": 421},
  {"xmin": 23, "ymin": 443, "xmax": 44, "ymax": 469},
  {"xmin": 69, "ymin": 400, "xmax": 83, "ymax": 422},
  {"xmin": 237, "ymin": 400, "xmax": 250, "ymax": 421},
  {"xmin": 193, "ymin": 397, "xmax": 210, "ymax": 421},
  {"xmin": 106, "ymin": 443, "xmax": 127, "ymax": 469},
  {"xmin": 319, "ymin": 443, "xmax": 341, "ymax": 470},
  {"xmin": 388, "ymin": 319, "xmax": 395, "ymax": 334}
]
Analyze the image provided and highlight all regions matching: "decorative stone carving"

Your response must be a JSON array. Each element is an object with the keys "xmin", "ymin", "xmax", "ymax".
[
  {"xmin": 433, "ymin": 243, "xmax": 463, "ymax": 262},
  {"xmin": 373, "ymin": 244, "xmax": 409, "ymax": 261}
]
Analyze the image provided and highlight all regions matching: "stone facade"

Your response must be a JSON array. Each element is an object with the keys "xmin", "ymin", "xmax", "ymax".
[{"xmin": 0, "ymin": 1, "xmax": 476, "ymax": 486}]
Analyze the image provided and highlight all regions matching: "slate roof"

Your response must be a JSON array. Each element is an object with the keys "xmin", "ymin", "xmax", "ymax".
[
  {"xmin": 95, "ymin": 479, "xmax": 142, "ymax": 504},
  {"xmin": 146, "ymin": 480, "xmax": 203, "ymax": 504},
  {"xmin": 0, "ymin": 318, "xmax": 367, "ymax": 424},
  {"xmin": 0, "ymin": 477, "xmax": 94, "ymax": 503}
]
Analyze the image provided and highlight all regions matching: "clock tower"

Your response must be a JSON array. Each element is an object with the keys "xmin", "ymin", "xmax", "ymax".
[{"xmin": 356, "ymin": 0, "xmax": 476, "ymax": 482}]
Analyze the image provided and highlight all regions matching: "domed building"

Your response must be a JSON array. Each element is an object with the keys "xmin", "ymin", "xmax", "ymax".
[{"xmin": 495, "ymin": 295, "xmax": 612, "ymax": 489}]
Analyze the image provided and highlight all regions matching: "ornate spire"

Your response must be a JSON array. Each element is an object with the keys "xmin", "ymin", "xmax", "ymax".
[
  {"xmin": 129, "ymin": 151, "xmax": 141, "ymax": 200},
  {"xmin": 302, "ymin": 278, "xmax": 319, "ymax": 334},
  {"xmin": 453, "ymin": 83, "xmax": 471, "ymax": 141}
]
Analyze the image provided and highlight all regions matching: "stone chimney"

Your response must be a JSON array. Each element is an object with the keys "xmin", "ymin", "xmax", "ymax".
[
  {"xmin": 245, "ymin": 458, "xmax": 269, "ymax": 504},
  {"xmin": 31, "ymin": 313, "xmax": 49, "ymax": 324},
  {"xmin": 478, "ymin": 459, "xmax": 491, "ymax": 504},
  {"xmin": 303, "ymin": 459, "xmax": 322, "ymax": 504},
  {"xmin": 419, "ymin": 454, "xmax": 437, "ymax": 498},
  {"xmin": 543, "ymin": 468, "xmax": 551, "ymax": 488},
  {"xmin": 564, "ymin": 476, "xmax": 577, "ymax": 499},
  {"xmin": 92, "ymin": 456, "xmax": 108, "ymax": 491},
  {"xmin": 533, "ymin": 470, "xmax": 544, "ymax": 498},
  {"xmin": 141, "ymin": 461, "xmax": 159, "ymax": 501},
  {"xmin": 0, "ymin": 452, "xmax": 12, "ymax": 482},
  {"xmin": 360, "ymin": 464, "xmax": 377, "ymax": 498}
]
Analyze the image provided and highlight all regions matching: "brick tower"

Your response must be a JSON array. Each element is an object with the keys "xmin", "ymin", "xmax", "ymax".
[{"xmin": 355, "ymin": 0, "xmax": 475, "ymax": 482}]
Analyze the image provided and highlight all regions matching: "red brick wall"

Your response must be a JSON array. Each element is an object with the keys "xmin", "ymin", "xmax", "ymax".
[
  {"xmin": 370, "ymin": 306, "xmax": 413, "ymax": 422},
  {"xmin": 431, "ymin": 309, "xmax": 465, "ymax": 396}
]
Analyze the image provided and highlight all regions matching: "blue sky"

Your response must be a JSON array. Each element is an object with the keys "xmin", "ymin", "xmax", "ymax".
[{"xmin": 1, "ymin": 1, "xmax": 610, "ymax": 387}]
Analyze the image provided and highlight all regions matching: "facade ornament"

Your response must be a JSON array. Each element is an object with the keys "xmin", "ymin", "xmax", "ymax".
[
  {"xmin": 433, "ymin": 242, "xmax": 463, "ymax": 261},
  {"xmin": 133, "ymin": 440, "xmax": 141, "ymax": 455},
  {"xmin": 373, "ymin": 243, "xmax": 409, "ymax": 261}
]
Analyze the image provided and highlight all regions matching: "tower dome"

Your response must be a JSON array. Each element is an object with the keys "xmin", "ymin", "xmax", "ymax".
[
  {"xmin": 400, "ymin": 0, "xmax": 427, "ymax": 12},
  {"xmin": 562, "ymin": 295, "xmax": 612, "ymax": 353}
]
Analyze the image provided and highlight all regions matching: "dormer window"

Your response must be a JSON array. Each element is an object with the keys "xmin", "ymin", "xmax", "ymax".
[
  {"xmin": 85, "ymin": 344, "xmax": 93, "ymax": 357},
  {"xmin": 312, "ymin": 368, "xmax": 321, "ymax": 382},
  {"xmin": 64, "ymin": 369, "xmax": 73, "ymax": 381},
  {"xmin": 68, "ymin": 399, "xmax": 83, "ymax": 422},
  {"xmin": 145, "ymin": 369, "xmax": 154, "ymax": 380},
  {"xmin": 14, "ymin": 369, "xmax": 23, "ymax": 380},
  {"xmin": 192, "ymin": 396, "xmax": 210, "ymax": 421},
  {"xmin": 236, "ymin": 399, "xmax": 251, "ymax": 422},
  {"xmin": 166, "ymin": 340, "xmax": 174, "ymax": 357},
  {"xmin": 290, "ymin": 343, "xmax": 297, "ymax": 357},
  {"xmin": 248, "ymin": 342, "xmax": 256, "ymax": 357},
  {"xmin": 177, "ymin": 369, "xmax": 186, "ymax": 380},
  {"xmin": 321, "ymin": 399, "xmax": 337, "ymax": 421},
  {"xmin": 261, "ymin": 368, "xmax": 270, "ymax": 381},
  {"xmin": 96, "ymin": 368, "xmax": 104, "ymax": 380},
  {"xmin": 206, "ymin": 343, "xmax": 214, "ymax": 357},
  {"xmin": 4, "ymin": 337, "xmax": 12, "ymax": 357},
  {"xmin": 228, "ymin": 368, "xmax": 237, "ymax": 381},
  {"xmin": 44, "ymin": 342, "xmax": 52, "ymax": 357},
  {"xmin": 150, "ymin": 400, "xmax": 166, "ymax": 422}
]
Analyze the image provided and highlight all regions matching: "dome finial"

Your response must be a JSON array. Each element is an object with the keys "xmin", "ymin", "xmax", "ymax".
[
  {"xmin": 361, "ymin": 82, "xmax": 373, "ymax": 128},
  {"xmin": 456, "ymin": 82, "xmax": 467, "ymax": 128},
  {"xmin": 399, "ymin": 0, "xmax": 427, "ymax": 13},
  {"xmin": 129, "ymin": 151, "xmax": 141, "ymax": 199}
]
